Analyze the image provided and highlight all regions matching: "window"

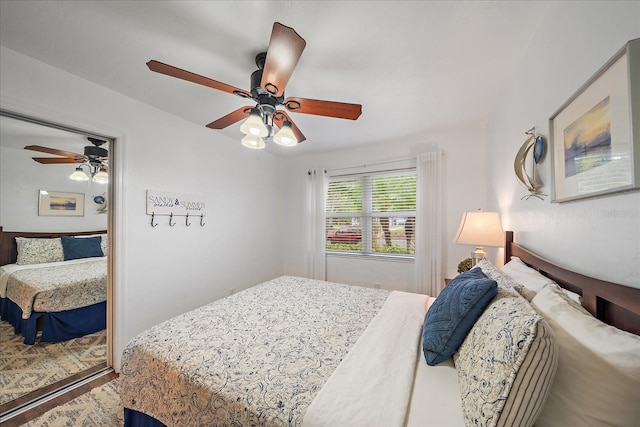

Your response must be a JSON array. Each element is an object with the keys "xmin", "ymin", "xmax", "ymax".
[{"xmin": 325, "ymin": 170, "xmax": 416, "ymax": 257}]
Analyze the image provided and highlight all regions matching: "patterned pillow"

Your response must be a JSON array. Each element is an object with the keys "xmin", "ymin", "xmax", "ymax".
[
  {"xmin": 454, "ymin": 286, "xmax": 558, "ymax": 426},
  {"xmin": 422, "ymin": 269, "xmax": 497, "ymax": 365},
  {"xmin": 15, "ymin": 237, "xmax": 64, "ymax": 265}
]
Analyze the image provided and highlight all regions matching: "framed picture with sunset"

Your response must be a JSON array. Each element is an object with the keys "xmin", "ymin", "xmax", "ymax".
[
  {"xmin": 38, "ymin": 190, "xmax": 85, "ymax": 216},
  {"xmin": 550, "ymin": 38, "xmax": 640, "ymax": 202}
]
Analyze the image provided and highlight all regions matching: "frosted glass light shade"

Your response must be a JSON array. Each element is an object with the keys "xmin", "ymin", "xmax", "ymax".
[
  {"xmin": 273, "ymin": 121, "xmax": 297, "ymax": 147},
  {"xmin": 241, "ymin": 135, "xmax": 266, "ymax": 150},
  {"xmin": 239, "ymin": 109, "xmax": 268, "ymax": 137},
  {"xmin": 70, "ymin": 167, "xmax": 90, "ymax": 181},
  {"xmin": 454, "ymin": 211, "xmax": 504, "ymax": 247},
  {"xmin": 93, "ymin": 168, "xmax": 109, "ymax": 184}
]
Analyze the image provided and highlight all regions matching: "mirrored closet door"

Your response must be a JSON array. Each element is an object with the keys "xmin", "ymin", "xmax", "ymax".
[{"xmin": 0, "ymin": 111, "xmax": 113, "ymax": 416}]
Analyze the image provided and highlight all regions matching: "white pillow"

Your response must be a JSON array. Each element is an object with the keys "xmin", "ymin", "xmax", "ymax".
[
  {"xmin": 476, "ymin": 258, "xmax": 536, "ymax": 301},
  {"xmin": 503, "ymin": 257, "xmax": 581, "ymax": 303},
  {"xmin": 502, "ymin": 256, "xmax": 551, "ymax": 293},
  {"xmin": 532, "ymin": 283, "xmax": 640, "ymax": 426}
]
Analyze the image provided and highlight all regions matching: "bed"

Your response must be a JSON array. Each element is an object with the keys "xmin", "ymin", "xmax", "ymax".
[
  {"xmin": 119, "ymin": 231, "xmax": 640, "ymax": 426},
  {"xmin": 0, "ymin": 227, "xmax": 108, "ymax": 345}
]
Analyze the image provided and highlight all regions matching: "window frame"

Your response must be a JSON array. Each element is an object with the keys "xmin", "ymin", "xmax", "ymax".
[{"xmin": 325, "ymin": 168, "xmax": 416, "ymax": 260}]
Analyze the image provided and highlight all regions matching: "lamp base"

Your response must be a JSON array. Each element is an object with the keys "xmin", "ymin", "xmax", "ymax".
[{"xmin": 471, "ymin": 246, "xmax": 487, "ymax": 267}]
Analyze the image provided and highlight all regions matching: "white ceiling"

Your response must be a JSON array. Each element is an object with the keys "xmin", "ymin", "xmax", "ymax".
[{"xmin": 0, "ymin": 1, "xmax": 550, "ymax": 157}]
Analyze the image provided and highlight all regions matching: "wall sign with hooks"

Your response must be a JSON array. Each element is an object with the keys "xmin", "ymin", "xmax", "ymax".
[{"xmin": 146, "ymin": 190, "xmax": 206, "ymax": 227}]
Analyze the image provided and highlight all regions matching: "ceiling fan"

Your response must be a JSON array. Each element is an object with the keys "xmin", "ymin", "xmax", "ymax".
[
  {"xmin": 146, "ymin": 22, "xmax": 362, "ymax": 148},
  {"xmin": 25, "ymin": 137, "xmax": 109, "ymax": 183}
]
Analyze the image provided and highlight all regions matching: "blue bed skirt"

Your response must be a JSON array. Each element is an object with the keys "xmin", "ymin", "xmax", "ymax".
[
  {"xmin": 0, "ymin": 296, "xmax": 106, "ymax": 345},
  {"xmin": 124, "ymin": 408, "xmax": 167, "ymax": 427}
]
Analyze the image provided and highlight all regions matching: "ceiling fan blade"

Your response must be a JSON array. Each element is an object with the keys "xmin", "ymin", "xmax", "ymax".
[
  {"xmin": 32, "ymin": 157, "xmax": 83, "ymax": 164},
  {"xmin": 283, "ymin": 97, "xmax": 362, "ymax": 120},
  {"xmin": 147, "ymin": 60, "xmax": 252, "ymax": 99},
  {"xmin": 206, "ymin": 106, "xmax": 252, "ymax": 130},
  {"xmin": 24, "ymin": 145, "xmax": 84, "ymax": 159},
  {"xmin": 273, "ymin": 111, "xmax": 306, "ymax": 143},
  {"xmin": 260, "ymin": 23, "xmax": 306, "ymax": 98}
]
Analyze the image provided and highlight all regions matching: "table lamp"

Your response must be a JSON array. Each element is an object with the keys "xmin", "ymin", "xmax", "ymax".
[{"xmin": 454, "ymin": 210, "xmax": 504, "ymax": 266}]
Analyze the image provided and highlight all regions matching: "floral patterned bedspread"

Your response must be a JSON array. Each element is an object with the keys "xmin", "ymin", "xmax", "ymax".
[
  {"xmin": 120, "ymin": 276, "xmax": 391, "ymax": 427},
  {"xmin": 6, "ymin": 258, "xmax": 107, "ymax": 319}
]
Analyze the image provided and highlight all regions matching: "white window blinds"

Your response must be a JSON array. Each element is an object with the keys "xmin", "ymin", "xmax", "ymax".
[{"xmin": 325, "ymin": 170, "xmax": 416, "ymax": 256}]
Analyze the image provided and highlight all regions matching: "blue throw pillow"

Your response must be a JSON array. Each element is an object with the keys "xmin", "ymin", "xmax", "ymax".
[
  {"xmin": 61, "ymin": 236, "xmax": 104, "ymax": 261},
  {"xmin": 422, "ymin": 268, "xmax": 498, "ymax": 365}
]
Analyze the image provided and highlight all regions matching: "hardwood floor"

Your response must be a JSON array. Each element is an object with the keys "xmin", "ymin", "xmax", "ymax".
[{"xmin": 1, "ymin": 368, "xmax": 118, "ymax": 427}]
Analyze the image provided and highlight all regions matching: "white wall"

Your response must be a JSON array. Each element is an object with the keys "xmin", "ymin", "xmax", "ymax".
[
  {"xmin": 0, "ymin": 46, "xmax": 286, "ymax": 370},
  {"xmin": 487, "ymin": 1, "xmax": 640, "ymax": 287},
  {"xmin": 0, "ymin": 145, "xmax": 108, "ymax": 232},
  {"xmin": 283, "ymin": 125, "xmax": 490, "ymax": 293}
]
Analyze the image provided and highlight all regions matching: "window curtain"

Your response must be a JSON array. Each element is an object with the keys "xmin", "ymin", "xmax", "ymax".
[
  {"xmin": 415, "ymin": 151, "xmax": 443, "ymax": 296},
  {"xmin": 307, "ymin": 169, "xmax": 328, "ymax": 280}
]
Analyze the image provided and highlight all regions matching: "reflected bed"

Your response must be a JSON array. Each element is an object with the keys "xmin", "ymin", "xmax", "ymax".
[{"xmin": 0, "ymin": 227, "xmax": 107, "ymax": 344}]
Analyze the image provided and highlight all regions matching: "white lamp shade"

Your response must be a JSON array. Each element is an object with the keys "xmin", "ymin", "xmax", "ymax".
[
  {"xmin": 454, "ymin": 211, "xmax": 504, "ymax": 247},
  {"xmin": 241, "ymin": 134, "xmax": 266, "ymax": 150},
  {"xmin": 273, "ymin": 121, "xmax": 297, "ymax": 147},
  {"xmin": 70, "ymin": 167, "xmax": 90, "ymax": 181},
  {"xmin": 239, "ymin": 110, "xmax": 268, "ymax": 137},
  {"xmin": 92, "ymin": 168, "xmax": 109, "ymax": 184}
]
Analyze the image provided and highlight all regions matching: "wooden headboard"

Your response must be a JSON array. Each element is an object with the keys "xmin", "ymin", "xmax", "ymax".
[
  {"xmin": 504, "ymin": 231, "xmax": 640, "ymax": 336},
  {"xmin": 0, "ymin": 226, "xmax": 107, "ymax": 266}
]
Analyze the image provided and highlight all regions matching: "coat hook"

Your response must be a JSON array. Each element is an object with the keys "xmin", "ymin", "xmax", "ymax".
[
  {"xmin": 185, "ymin": 212, "xmax": 191, "ymax": 227},
  {"xmin": 200, "ymin": 213, "xmax": 205, "ymax": 227},
  {"xmin": 151, "ymin": 212, "xmax": 158, "ymax": 227},
  {"xmin": 169, "ymin": 212, "xmax": 176, "ymax": 227}
]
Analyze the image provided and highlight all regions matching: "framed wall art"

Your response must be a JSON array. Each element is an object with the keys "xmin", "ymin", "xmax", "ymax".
[
  {"xmin": 38, "ymin": 190, "xmax": 85, "ymax": 216},
  {"xmin": 550, "ymin": 38, "xmax": 640, "ymax": 202}
]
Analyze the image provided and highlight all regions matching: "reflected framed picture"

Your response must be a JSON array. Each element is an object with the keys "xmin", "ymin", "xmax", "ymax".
[
  {"xmin": 550, "ymin": 38, "xmax": 640, "ymax": 202},
  {"xmin": 38, "ymin": 190, "xmax": 85, "ymax": 216}
]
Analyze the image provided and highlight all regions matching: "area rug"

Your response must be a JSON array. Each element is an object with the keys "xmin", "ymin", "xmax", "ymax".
[
  {"xmin": 23, "ymin": 378, "xmax": 122, "ymax": 426},
  {"xmin": 0, "ymin": 321, "xmax": 106, "ymax": 405}
]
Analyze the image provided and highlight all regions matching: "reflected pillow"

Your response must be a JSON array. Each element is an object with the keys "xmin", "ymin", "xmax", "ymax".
[
  {"xmin": 15, "ymin": 237, "xmax": 64, "ymax": 265},
  {"xmin": 77, "ymin": 233, "xmax": 107, "ymax": 256},
  {"xmin": 61, "ymin": 236, "xmax": 104, "ymax": 261},
  {"xmin": 422, "ymin": 268, "xmax": 497, "ymax": 365}
]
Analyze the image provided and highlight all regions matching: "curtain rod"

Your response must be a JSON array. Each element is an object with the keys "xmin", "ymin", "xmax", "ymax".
[{"xmin": 326, "ymin": 156, "xmax": 417, "ymax": 173}]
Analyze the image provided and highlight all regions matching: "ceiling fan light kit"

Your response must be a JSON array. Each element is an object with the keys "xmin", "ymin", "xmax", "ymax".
[
  {"xmin": 70, "ymin": 166, "xmax": 90, "ymax": 181},
  {"xmin": 68, "ymin": 164, "xmax": 108, "ymax": 184},
  {"xmin": 241, "ymin": 134, "xmax": 266, "ymax": 150},
  {"xmin": 240, "ymin": 107, "xmax": 269, "ymax": 137},
  {"xmin": 25, "ymin": 137, "xmax": 109, "ymax": 183},
  {"xmin": 93, "ymin": 167, "xmax": 109, "ymax": 184},
  {"xmin": 273, "ymin": 121, "xmax": 297, "ymax": 147},
  {"xmin": 146, "ymin": 22, "xmax": 362, "ymax": 150}
]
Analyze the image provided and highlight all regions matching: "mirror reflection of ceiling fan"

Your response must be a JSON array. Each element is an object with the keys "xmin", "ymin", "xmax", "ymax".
[
  {"xmin": 25, "ymin": 137, "xmax": 109, "ymax": 183},
  {"xmin": 146, "ymin": 22, "xmax": 362, "ymax": 149}
]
